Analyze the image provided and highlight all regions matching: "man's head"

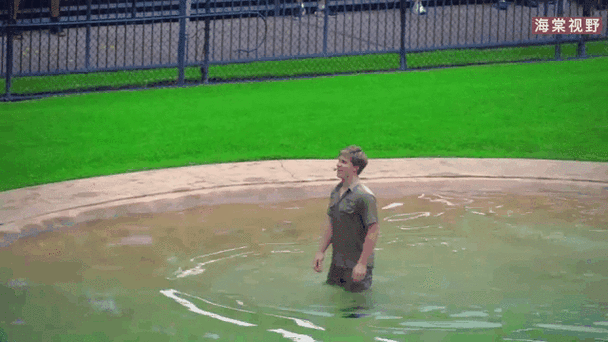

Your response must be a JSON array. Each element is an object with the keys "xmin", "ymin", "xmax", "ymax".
[{"xmin": 337, "ymin": 145, "xmax": 368, "ymax": 178}]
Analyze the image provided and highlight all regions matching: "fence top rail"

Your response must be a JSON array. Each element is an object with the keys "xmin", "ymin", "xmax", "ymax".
[{"xmin": 2, "ymin": 10, "xmax": 271, "ymax": 28}]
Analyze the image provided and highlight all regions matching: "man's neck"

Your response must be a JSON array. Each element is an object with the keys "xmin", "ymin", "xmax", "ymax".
[{"xmin": 342, "ymin": 176, "xmax": 359, "ymax": 190}]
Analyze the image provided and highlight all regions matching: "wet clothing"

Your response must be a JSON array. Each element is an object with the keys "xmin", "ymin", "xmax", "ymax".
[
  {"xmin": 326, "ymin": 263, "xmax": 373, "ymax": 293},
  {"xmin": 326, "ymin": 179, "xmax": 378, "ymax": 291}
]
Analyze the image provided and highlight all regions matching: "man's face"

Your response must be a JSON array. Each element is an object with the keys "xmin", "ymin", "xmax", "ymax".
[{"xmin": 336, "ymin": 154, "xmax": 359, "ymax": 180}]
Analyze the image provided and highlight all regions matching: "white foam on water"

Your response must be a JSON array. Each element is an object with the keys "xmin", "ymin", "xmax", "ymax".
[
  {"xmin": 197, "ymin": 252, "xmax": 254, "ymax": 266},
  {"xmin": 410, "ymin": 292, "xmax": 439, "ymax": 298},
  {"xmin": 370, "ymin": 326, "xmax": 423, "ymax": 332},
  {"xmin": 172, "ymin": 252, "xmax": 254, "ymax": 280},
  {"xmin": 267, "ymin": 329, "xmax": 315, "ymax": 342},
  {"xmin": 108, "ymin": 235, "xmax": 153, "ymax": 246},
  {"xmin": 161, "ymin": 290, "xmax": 325, "ymax": 336},
  {"xmin": 535, "ymin": 323, "xmax": 608, "ymax": 334},
  {"xmin": 419, "ymin": 306, "xmax": 446, "ymax": 312},
  {"xmin": 177, "ymin": 290, "xmax": 256, "ymax": 314},
  {"xmin": 594, "ymin": 321, "xmax": 608, "ymax": 326},
  {"xmin": 203, "ymin": 332, "xmax": 221, "ymax": 339},
  {"xmin": 382, "ymin": 203, "xmax": 403, "ymax": 210},
  {"xmin": 400, "ymin": 225, "xmax": 434, "ymax": 230},
  {"xmin": 419, "ymin": 193, "xmax": 474, "ymax": 206},
  {"xmin": 168, "ymin": 265, "xmax": 205, "ymax": 280},
  {"xmin": 375, "ymin": 337, "xmax": 400, "ymax": 342},
  {"xmin": 401, "ymin": 320, "xmax": 502, "ymax": 329},
  {"xmin": 384, "ymin": 212, "xmax": 430, "ymax": 222},
  {"xmin": 375, "ymin": 316, "xmax": 403, "ymax": 320},
  {"xmin": 265, "ymin": 313, "xmax": 325, "ymax": 331},
  {"xmin": 265, "ymin": 305, "xmax": 334, "ymax": 317},
  {"xmin": 191, "ymin": 246, "xmax": 248, "ymax": 261},
  {"xmin": 430, "ymin": 199, "xmax": 456, "ymax": 206},
  {"xmin": 449, "ymin": 311, "xmax": 489, "ymax": 318},
  {"xmin": 160, "ymin": 289, "xmax": 256, "ymax": 327}
]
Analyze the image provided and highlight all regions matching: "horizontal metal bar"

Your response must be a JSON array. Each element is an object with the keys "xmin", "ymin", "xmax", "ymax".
[
  {"xmin": 12, "ymin": 62, "xmax": 184, "ymax": 78},
  {"xmin": 3, "ymin": 0, "xmax": 553, "ymax": 23},
  {"xmin": 0, "ymin": 1, "xmax": 307, "ymax": 21},
  {"xmin": 4, "ymin": 11, "xmax": 266, "ymax": 29},
  {"xmin": 197, "ymin": 38, "xmax": 606, "ymax": 66}
]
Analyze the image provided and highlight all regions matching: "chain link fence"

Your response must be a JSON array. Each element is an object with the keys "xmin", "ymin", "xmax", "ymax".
[{"xmin": 1, "ymin": 0, "xmax": 607, "ymax": 100}]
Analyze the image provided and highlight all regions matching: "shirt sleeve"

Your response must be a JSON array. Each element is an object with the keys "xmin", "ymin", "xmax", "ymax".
[{"xmin": 358, "ymin": 194, "xmax": 378, "ymax": 228}]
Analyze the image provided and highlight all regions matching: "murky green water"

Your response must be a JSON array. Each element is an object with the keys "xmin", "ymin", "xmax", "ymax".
[{"xmin": 1, "ymin": 186, "xmax": 608, "ymax": 342}]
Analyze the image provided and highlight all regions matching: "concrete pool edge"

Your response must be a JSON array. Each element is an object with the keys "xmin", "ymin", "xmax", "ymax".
[{"xmin": 1, "ymin": 158, "xmax": 607, "ymax": 243}]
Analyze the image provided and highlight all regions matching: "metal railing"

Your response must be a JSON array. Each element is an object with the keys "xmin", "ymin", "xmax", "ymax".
[{"xmin": 1, "ymin": 0, "xmax": 607, "ymax": 100}]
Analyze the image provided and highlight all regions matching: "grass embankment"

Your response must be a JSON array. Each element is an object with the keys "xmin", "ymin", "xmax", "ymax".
[{"xmin": 0, "ymin": 54, "xmax": 607, "ymax": 192}]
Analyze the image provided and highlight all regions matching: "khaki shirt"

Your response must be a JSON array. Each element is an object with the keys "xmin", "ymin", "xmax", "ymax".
[{"xmin": 326, "ymin": 180, "xmax": 378, "ymax": 268}]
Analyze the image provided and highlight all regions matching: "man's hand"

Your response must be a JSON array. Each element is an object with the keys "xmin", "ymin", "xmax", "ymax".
[
  {"xmin": 313, "ymin": 252, "xmax": 325, "ymax": 272},
  {"xmin": 352, "ymin": 263, "xmax": 367, "ymax": 282}
]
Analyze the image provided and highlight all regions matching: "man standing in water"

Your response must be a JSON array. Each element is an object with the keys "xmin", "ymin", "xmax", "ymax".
[{"xmin": 312, "ymin": 146, "xmax": 379, "ymax": 293}]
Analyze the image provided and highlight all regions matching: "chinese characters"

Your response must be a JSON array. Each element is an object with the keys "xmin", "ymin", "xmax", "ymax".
[{"xmin": 533, "ymin": 17, "xmax": 603, "ymax": 34}]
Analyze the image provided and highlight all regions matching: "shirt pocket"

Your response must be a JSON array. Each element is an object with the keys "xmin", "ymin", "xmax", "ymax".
[{"xmin": 339, "ymin": 199, "xmax": 356, "ymax": 214}]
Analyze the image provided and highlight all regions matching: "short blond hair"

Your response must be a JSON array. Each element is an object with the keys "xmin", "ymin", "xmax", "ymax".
[{"xmin": 339, "ymin": 145, "xmax": 368, "ymax": 175}]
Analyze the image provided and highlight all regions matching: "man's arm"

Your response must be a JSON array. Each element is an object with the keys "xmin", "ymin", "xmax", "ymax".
[
  {"xmin": 313, "ymin": 217, "xmax": 332, "ymax": 272},
  {"xmin": 357, "ymin": 222, "xmax": 379, "ymax": 266},
  {"xmin": 318, "ymin": 216, "xmax": 333, "ymax": 253}
]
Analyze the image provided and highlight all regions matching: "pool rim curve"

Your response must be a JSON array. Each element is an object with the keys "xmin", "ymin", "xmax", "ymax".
[{"xmin": 1, "ymin": 157, "xmax": 607, "ymax": 247}]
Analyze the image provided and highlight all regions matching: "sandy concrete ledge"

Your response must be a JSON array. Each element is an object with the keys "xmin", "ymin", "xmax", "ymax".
[{"xmin": 1, "ymin": 158, "xmax": 607, "ymax": 246}]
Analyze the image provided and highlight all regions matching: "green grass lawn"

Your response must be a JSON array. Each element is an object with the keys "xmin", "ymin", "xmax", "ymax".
[{"xmin": 1, "ymin": 55, "xmax": 607, "ymax": 192}]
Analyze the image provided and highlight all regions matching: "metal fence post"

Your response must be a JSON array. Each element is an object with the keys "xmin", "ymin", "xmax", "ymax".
[
  {"xmin": 577, "ymin": 35, "xmax": 587, "ymax": 59},
  {"xmin": 5, "ymin": 0, "xmax": 16, "ymax": 99},
  {"xmin": 399, "ymin": 0, "xmax": 406, "ymax": 70},
  {"xmin": 577, "ymin": 0, "xmax": 591, "ymax": 58},
  {"xmin": 322, "ymin": 0, "xmax": 328, "ymax": 56},
  {"xmin": 202, "ymin": 5, "xmax": 210, "ymax": 84},
  {"xmin": 555, "ymin": 0, "xmax": 563, "ymax": 60},
  {"xmin": 275, "ymin": 0, "xmax": 282, "ymax": 17},
  {"xmin": 86, "ymin": 0, "xmax": 92, "ymax": 70},
  {"xmin": 131, "ymin": 0, "xmax": 138, "ymax": 18},
  {"xmin": 178, "ymin": 0, "xmax": 188, "ymax": 85}
]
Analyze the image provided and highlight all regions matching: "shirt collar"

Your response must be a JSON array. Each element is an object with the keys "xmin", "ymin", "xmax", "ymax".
[{"xmin": 341, "ymin": 178, "xmax": 360, "ymax": 192}]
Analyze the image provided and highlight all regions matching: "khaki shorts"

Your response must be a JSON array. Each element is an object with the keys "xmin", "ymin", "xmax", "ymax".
[{"xmin": 326, "ymin": 263, "xmax": 373, "ymax": 293}]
